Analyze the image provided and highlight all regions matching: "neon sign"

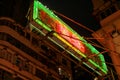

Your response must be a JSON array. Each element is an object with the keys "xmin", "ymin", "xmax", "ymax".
[
  {"xmin": 39, "ymin": 10, "xmax": 85, "ymax": 53},
  {"xmin": 31, "ymin": 0, "xmax": 108, "ymax": 76}
]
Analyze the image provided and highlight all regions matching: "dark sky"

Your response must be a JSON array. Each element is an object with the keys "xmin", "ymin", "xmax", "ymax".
[
  {"xmin": 39, "ymin": 0, "xmax": 101, "ymax": 37},
  {"xmin": 0, "ymin": 0, "xmax": 112, "ymax": 79},
  {"xmin": 0, "ymin": 0, "xmax": 101, "ymax": 37}
]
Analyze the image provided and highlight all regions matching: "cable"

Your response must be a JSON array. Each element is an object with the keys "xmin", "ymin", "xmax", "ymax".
[
  {"xmin": 53, "ymin": 10, "xmax": 105, "ymax": 42},
  {"xmin": 107, "ymin": 66, "xmax": 120, "ymax": 79},
  {"xmin": 53, "ymin": 10, "xmax": 95, "ymax": 33},
  {"xmin": 84, "ymin": 37, "xmax": 104, "ymax": 40},
  {"xmin": 47, "ymin": 10, "xmax": 120, "ymax": 60},
  {"xmin": 52, "ymin": 10, "xmax": 118, "ymax": 58},
  {"xmin": 56, "ymin": 31, "xmax": 107, "ymax": 51},
  {"xmin": 88, "ymin": 50, "xmax": 108, "ymax": 58},
  {"xmin": 106, "ymin": 62, "xmax": 120, "ymax": 67},
  {"xmin": 57, "ymin": 31, "xmax": 120, "ymax": 60},
  {"xmin": 33, "ymin": 8, "xmax": 120, "ymax": 77},
  {"xmin": 55, "ymin": 31, "xmax": 113, "ymax": 58},
  {"xmin": 49, "ymin": 9, "xmax": 120, "ymax": 80}
]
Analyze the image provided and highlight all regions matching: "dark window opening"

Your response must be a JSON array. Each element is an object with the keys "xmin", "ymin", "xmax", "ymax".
[
  {"xmin": 62, "ymin": 58, "xmax": 67, "ymax": 66},
  {"xmin": 32, "ymin": 37, "xmax": 39, "ymax": 46},
  {"xmin": 16, "ymin": 26, "xmax": 25, "ymax": 36},
  {"xmin": 26, "ymin": 32, "xmax": 30, "ymax": 40},
  {"xmin": 101, "ymin": 12, "xmax": 106, "ymax": 19},
  {"xmin": 111, "ymin": 6, "xmax": 117, "ymax": 13},
  {"xmin": 35, "ymin": 68, "xmax": 46, "ymax": 79}
]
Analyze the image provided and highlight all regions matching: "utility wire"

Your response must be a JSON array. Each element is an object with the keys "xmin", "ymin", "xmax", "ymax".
[
  {"xmin": 53, "ymin": 10, "xmax": 111, "ymax": 55},
  {"xmin": 55, "ymin": 32, "xmax": 110, "ymax": 57},
  {"xmin": 53, "ymin": 10, "xmax": 95, "ymax": 33},
  {"xmin": 53, "ymin": 11, "xmax": 120, "ymax": 59},
  {"xmin": 57, "ymin": 31, "xmax": 120, "ymax": 58},
  {"xmin": 57, "ymin": 32, "xmax": 106, "ymax": 51},
  {"xmin": 55, "ymin": 31, "xmax": 120, "ymax": 67},
  {"xmin": 53, "ymin": 10, "xmax": 105, "ymax": 41},
  {"xmin": 32, "ymin": 9, "xmax": 120, "ymax": 77},
  {"xmin": 49, "ymin": 12, "xmax": 120, "ymax": 79}
]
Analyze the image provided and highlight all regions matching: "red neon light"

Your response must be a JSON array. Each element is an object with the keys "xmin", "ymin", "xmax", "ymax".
[{"xmin": 39, "ymin": 10, "xmax": 85, "ymax": 53}]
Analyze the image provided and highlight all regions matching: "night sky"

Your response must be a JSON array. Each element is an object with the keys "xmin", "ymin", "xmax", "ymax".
[
  {"xmin": 0, "ymin": 0, "xmax": 114, "ymax": 79},
  {"xmin": 0, "ymin": 0, "xmax": 101, "ymax": 37},
  {"xmin": 39, "ymin": 0, "xmax": 101, "ymax": 37}
]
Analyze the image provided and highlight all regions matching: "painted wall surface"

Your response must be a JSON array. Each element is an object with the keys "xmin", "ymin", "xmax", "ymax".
[{"xmin": 92, "ymin": 10, "xmax": 120, "ymax": 79}]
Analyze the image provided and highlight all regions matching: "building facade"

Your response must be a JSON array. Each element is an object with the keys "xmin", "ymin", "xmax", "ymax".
[
  {"xmin": 92, "ymin": 0, "xmax": 120, "ymax": 79},
  {"xmin": 0, "ymin": 0, "xmax": 111, "ymax": 80},
  {"xmin": 0, "ymin": 17, "xmax": 73, "ymax": 80}
]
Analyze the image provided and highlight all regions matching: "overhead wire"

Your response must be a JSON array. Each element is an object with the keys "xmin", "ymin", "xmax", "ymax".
[
  {"xmin": 51, "ymin": 11, "xmax": 120, "ymax": 78},
  {"xmin": 30, "ymin": 8, "xmax": 120, "ymax": 77},
  {"xmin": 55, "ymin": 31, "xmax": 116, "ymax": 57},
  {"xmin": 57, "ymin": 31, "xmax": 120, "ymax": 61},
  {"xmin": 53, "ymin": 10, "xmax": 109, "ymax": 54},
  {"xmin": 107, "ymin": 66, "xmax": 120, "ymax": 79},
  {"xmin": 53, "ymin": 10, "xmax": 95, "ymax": 33},
  {"xmin": 53, "ymin": 10, "xmax": 120, "ymax": 58},
  {"xmin": 56, "ymin": 31, "xmax": 107, "ymax": 51}
]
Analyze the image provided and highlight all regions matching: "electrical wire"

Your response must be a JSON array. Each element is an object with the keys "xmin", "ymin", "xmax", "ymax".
[
  {"xmin": 53, "ymin": 10, "xmax": 120, "ymax": 59},
  {"xmin": 53, "ymin": 10, "xmax": 110, "ymax": 53},
  {"xmin": 31, "ymin": 7, "xmax": 120, "ymax": 77},
  {"xmin": 53, "ymin": 10, "xmax": 95, "ymax": 33},
  {"xmin": 54, "ymin": 30, "xmax": 120, "ymax": 74},
  {"xmin": 56, "ymin": 31, "xmax": 107, "ymax": 51},
  {"xmin": 55, "ymin": 31, "xmax": 114, "ymax": 57},
  {"xmin": 53, "ymin": 10, "xmax": 106, "ymax": 42},
  {"xmin": 107, "ymin": 66, "xmax": 120, "ymax": 79},
  {"xmin": 51, "ymin": 28, "xmax": 120, "ymax": 78},
  {"xmin": 50, "ymin": 11, "xmax": 120, "ymax": 79},
  {"xmin": 57, "ymin": 30, "xmax": 120, "ymax": 60}
]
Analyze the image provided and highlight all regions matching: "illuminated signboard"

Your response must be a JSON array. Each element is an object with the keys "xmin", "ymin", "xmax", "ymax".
[
  {"xmin": 31, "ymin": 0, "xmax": 108, "ymax": 76},
  {"xmin": 40, "ymin": 10, "xmax": 85, "ymax": 53}
]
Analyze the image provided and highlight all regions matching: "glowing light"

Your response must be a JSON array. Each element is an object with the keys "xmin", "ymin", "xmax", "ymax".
[
  {"xmin": 32, "ymin": 0, "xmax": 108, "ymax": 76},
  {"xmin": 39, "ymin": 10, "xmax": 85, "ymax": 53}
]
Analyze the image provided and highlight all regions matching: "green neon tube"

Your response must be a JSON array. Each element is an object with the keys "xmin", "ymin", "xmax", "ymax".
[
  {"xmin": 32, "ymin": 0, "xmax": 108, "ymax": 75},
  {"xmin": 30, "ymin": 24, "xmax": 104, "ymax": 76}
]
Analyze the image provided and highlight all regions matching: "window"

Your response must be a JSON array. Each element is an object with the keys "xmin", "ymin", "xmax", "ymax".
[
  {"xmin": 0, "ymin": 69, "xmax": 13, "ymax": 80},
  {"xmin": 15, "ymin": 56, "xmax": 24, "ymax": 71},
  {"xmin": 0, "ymin": 69, "xmax": 3, "ymax": 78},
  {"xmin": 16, "ymin": 26, "xmax": 25, "ymax": 36},
  {"xmin": 58, "ymin": 68, "xmax": 70, "ymax": 80},
  {"xmin": 100, "ymin": 12, "xmax": 106, "ymax": 19},
  {"xmin": 32, "ymin": 37, "xmax": 39, "ymax": 46},
  {"xmin": 100, "ymin": 5, "xmax": 117, "ymax": 20},
  {"xmin": 7, "ymin": 52, "xmax": 12, "ymax": 62},
  {"xmin": 32, "ymin": 28, "xmax": 38, "ymax": 34},
  {"xmin": 48, "ymin": 62, "xmax": 58, "ymax": 72},
  {"xmin": 103, "ymin": 0, "xmax": 109, "ymax": 3},
  {"xmin": 15, "ymin": 57, "xmax": 21, "ymax": 66},
  {"xmin": 0, "ymin": 33, "xmax": 6, "ymax": 40},
  {"xmin": 14, "ymin": 77, "xmax": 23, "ymax": 80},
  {"xmin": 23, "ymin": 62, "xmax": 29, "ymax": 72},
  {"xmin": 9, "ymin": 22, "xmax": 16, "ymax": 30},
  {"xmin": 35, "ymin": 68, "xmax": 46, "ymax": 79},
  {"xmin": 37, "ymin": 54, "xmax": 47, "ymax": 65},
  {"xmin": 0, "ymin": 32, "xmax": 49, "ymax": 68},
  {"xmin": 106, "ymin": 9, "xmax": 111, "ymax": 16},
  {"xmin": 111, "ymin": 6, "xmax": 117, "ymax": 13},
  {"xmin": 0, "ymin": 19, "xmax": 15, "ymax": 30},
  {"xmin": 29, "ymin": 64, "xmax": 33, "ymax": 74},
  {"xmin": 26, "ymin": 32, "xmax": 30, "ymax": 40},
  {"xmin": 62, "ymin": 58, "xmax": 67, "ymax": 66},
  {"xmin": 47, "ymin": 49, "xmax": 56, "ymax": 59},
  {"xmin": 46, "ymin": 74, "xmax": 56, "ymax": 80},
  {"xmin": 0, "ymin": 48, "xmax": 8, "ymax": 60},
  {"xmin": 40, "ymin": 45, "xmax": 49, "ymax": 52}
]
